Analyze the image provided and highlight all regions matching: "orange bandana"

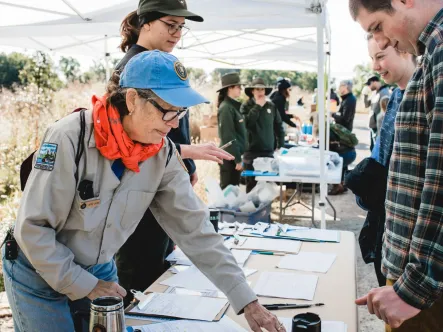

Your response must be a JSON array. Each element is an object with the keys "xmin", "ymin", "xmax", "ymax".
[{"xmin": 92, "ymin": 95, "xmax": 163, "ymax": 172}]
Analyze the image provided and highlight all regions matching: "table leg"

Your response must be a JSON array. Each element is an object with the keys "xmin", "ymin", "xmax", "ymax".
[
  {"xmin": 311, "ymin": 183, "xmax": 315, "ymax": 224},
  {"xmin": 325, "ymin": 196, "xmax": 337, "ymax": 221},
  {"xmin": 279, "ymin": 182, "xmax": 283, "ymax": 223}
]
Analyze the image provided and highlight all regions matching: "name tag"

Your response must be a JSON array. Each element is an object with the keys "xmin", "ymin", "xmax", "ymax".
[{"xmin": 79, "ymin": 199, "xmax": 100, "ymax": 210}]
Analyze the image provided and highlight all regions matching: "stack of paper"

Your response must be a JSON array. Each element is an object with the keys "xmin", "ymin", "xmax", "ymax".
[
  {"xmin": 127, "ymin": 316, "xmax": 247, "ymax": 332},
  {"xmin": 254, "ymin": 272, "xmax": 318, "ymax": 300},
  {"xmin": 230, "ymin": 237, "xmax": 301, "ymax": 254},
  {"xmin": 161, "ymin": 266, "xmax": 257, "ymax": 292},
  {"xmin": 277, "ymin": 252, "xmax": 337, "ymax": 273},
  {"xmin": 128, "ymin": 293, "xmax": 228, "ymax": 321},
  {"xmin": 279, "ymin": 317, "xmax": 347, "ymax": 332}
]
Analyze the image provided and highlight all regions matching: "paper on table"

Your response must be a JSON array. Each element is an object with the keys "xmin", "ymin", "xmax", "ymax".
[
  {"xmin": 277, "ymin": 252, "xmax": 337, "ymax": 273},
  {"xmin": 279, "ymin": 317, "xmax": 347, "ymax": 332},
  {"xmin": 127, "ymin": 292, "xmax": 228, "ymax": 321},
  {"xmin": 254, "ymin": 272, "xmax": 318, "ymax": 300},
  {"xmin": 165, "ymin": 248, "xmax": 193, "ymax": 266},
  {"xmin": 231, "ymin": 249, "xmax": 252, "ymax": 267},
  {"xmin": 165, "ymin": 286, "xmax": 227, "ymax": 299},
  {"xmin": 252, "ymin": 224, "xmax": 340, "ymax": 243},
  {"xmin": 168, "ymin": 265, "xmax": 190, "ymax": 274},
  {"xmin": 161, "ymin": 266, "xmax": 257, "ymax": 291},
  {"xmin": 127, "ymin": 316, "xmax": 247, "ymax": 332},
  {"xmin": 231, "ymin": 237, "xmax": 302, "ymax": 254}
]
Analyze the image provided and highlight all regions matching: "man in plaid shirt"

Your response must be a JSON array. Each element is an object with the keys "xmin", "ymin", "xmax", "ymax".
[{"xmin": 349, "ymin": 0, "xmax": 443, "ymax": 331}]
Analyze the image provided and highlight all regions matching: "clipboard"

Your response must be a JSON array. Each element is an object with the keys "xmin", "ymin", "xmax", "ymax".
[{"xmin": 124, "ymin": 291, "xmax": 230, "ymax": 324}]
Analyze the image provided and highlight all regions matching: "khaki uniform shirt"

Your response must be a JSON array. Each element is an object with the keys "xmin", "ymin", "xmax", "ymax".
[{"xmin": 15, "ymin": 110, "xmax": 256, "ymax": 313}]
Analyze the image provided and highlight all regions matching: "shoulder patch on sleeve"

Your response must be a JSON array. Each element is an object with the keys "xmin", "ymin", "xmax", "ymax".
[
  {"xmin": 175, "ymin": 150, "xmax": 189, "ymax": 173},
  {"xmin": 34, "ymin": 143, "xmax": 58, "ymax": 171}
]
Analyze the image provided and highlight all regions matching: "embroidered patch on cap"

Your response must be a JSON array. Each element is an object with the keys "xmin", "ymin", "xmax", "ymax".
[
  {"xmin": 174, "ymin": 61, "xmax": 188, "ymax": 80},
  {"xmin": 35, "ymin": 143, "xmax": 58, "ymax": 171},
  {"xmin": 175, "ymin": 150, "xmax": 189, "ymax": 173}
]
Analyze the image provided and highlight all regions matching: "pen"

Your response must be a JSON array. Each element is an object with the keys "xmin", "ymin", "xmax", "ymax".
[
  {"xmin": 252, "ymin": 251, "xmax": 285, "ymax": 256},
  {"xmin": 220, "ymin": 139, "xmax": 236, "ymax": 150},
  {"xmin": 263, "ymin": 303, "xmax": 324, "ymax": 310}
]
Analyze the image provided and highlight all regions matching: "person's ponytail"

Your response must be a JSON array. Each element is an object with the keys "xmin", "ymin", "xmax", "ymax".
[
  {"xmin": 217, "ymin": 88, "xmax": 228, "ymax": 108},
  {"xmin": 119, "ymin": 10, "xmax": 140, "ymax": 53}
]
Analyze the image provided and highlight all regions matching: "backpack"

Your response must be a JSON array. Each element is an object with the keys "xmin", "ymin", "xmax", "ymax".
[
  {"xmin": 20, "ymin": 108, "xmax": 175, "ymax": 191},
  {"xmin": 330, "ymin": 123, "xmax": 358, "ymax": 148}
]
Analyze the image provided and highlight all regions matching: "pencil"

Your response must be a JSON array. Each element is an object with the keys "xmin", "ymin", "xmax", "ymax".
[{"xmin": 220, "ymin": 139, "xmax": 236, "ymax": 150}]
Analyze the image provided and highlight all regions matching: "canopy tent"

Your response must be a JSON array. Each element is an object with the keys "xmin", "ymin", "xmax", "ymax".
[{"xmin": 0, "ymin": 0, "xmax": 332, "ymax": 228}]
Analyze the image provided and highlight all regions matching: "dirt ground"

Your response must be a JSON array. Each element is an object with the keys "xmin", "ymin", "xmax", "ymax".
[{"xmin": 0, "ymin": 113, "xmax": 382, "ymax": 332}]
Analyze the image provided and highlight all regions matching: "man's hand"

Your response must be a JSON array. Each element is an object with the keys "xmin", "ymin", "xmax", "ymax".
[
  {"xmin": 87, "ymin": 280, "xmax": 127, "ymax": 300},
  {"xmin": 190, "ymin": 172, "xmax": 198, "ymax": 186},
  {"xmin": 244, "ymin": 300, "xmax": 286, "ymax": 332},
  {"xmin": 180, "ymin": 143, "xmax": 234, "ymax": 164},
  {"xmin": 255, "ymin": 95, "xmax": 267, "ymax": 107},
  {"xmin": 235, "ymin": 163, "xmax": 243, "ymax": 171},
  {"xmin": 355, "ymin": 286, "xmax": 421, "ymax": 328}
]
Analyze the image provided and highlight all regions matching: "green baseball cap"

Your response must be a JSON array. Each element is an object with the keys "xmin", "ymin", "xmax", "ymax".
[{"xmin": 138, "ymin": 0, "xmax": 203, "ymax": 22}]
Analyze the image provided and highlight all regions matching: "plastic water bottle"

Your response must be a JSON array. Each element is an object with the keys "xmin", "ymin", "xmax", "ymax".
[
  {"xmin": 307, "ymin": 124, "xmax": 313, "ymax": 135},
  {"xmin": 302, "ymin": 123, "xmax": 307, "ymax": 134}
]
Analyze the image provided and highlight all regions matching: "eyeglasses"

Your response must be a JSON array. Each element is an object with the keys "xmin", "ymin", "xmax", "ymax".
[
  {"xmin": 158, "ymin": 19, "xmax": 190, "ymax": 36},
  {"xmin": 148, "ymin": 99, "xmax": 188, "ymax": 122}
]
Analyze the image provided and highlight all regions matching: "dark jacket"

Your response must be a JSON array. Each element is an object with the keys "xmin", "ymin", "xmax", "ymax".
[
  {"xmin": 114, "ymin": 44, "xmax": 196, "ymax": 174},
  {"xmin": 241, "ymin": 98, "xmax": 285, "ymax": 153},
  {"xmin": 332, "ymin": 92, "xmax": 356, "ymax": 132},
  {"xmin": 217, "ymin": 97, "xmax": 246, "ymax": 163},
  {"xmin": 270, "ymin": 91, "xmax": 297, "ymax": 127},
  {"xmin": 344, "ymin": 157, "xmax": 388, "ymax": 264}
]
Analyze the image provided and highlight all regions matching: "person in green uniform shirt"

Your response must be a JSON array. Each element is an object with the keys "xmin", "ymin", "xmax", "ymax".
[
  {"xmin": 217, "ymin": 72, "xmax": 247, "ymax": 189},
  {"xmin": 241, "ymin": 77, "xmax": 285, "ymax": 193}
]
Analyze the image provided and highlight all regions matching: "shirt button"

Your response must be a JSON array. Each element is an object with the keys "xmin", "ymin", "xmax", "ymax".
[
  {"xmin": 101, "ymin": 250, "xmax": 105, "ymax": 254},
  {"xmin": 107, "ymin": 224, "xmax": 111, "ymax": 228}
]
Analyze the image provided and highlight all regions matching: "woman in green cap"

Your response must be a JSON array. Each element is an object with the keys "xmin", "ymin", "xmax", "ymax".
[
  {"xmin": 241, "ymin": 77, "xmax": 285, "ymax": 192},
  {"xmin": 217, "ymin": 72, "xmax": 247, "ymax": 189},
  {"xmin": 115, "ymin": 0, "xmax": 234, "ymax": 306}
]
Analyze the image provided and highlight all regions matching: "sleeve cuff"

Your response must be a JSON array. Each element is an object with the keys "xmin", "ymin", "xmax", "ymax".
[
  {"xmin": 226, "ymin": 281, "xmax": 257, "ymax": 314},
  {"xmin": 393, "ymin": 267, "xmax": 438, "ymax": 310},
  {"xmin": 60, "ymin": 268, "xmax": 98, "ymax": 301}
]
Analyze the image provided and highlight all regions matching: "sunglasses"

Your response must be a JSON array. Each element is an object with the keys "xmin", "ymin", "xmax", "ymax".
[
  {"xmin": 148, "ymin": 99, "xmax": 188, "ymax": 122},
  {"xmin": 158, "ymin": 19, "xmax": 190, "ymax": 36}
]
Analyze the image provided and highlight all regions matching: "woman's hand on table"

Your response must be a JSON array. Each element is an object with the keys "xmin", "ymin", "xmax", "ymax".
[
  {"xmin": 87, "ymin": 280, "xmax": 127, "ymax": 300},
  {"xmin": 244, "ymin": 300, "xmax": 286, "ymax": 332}
]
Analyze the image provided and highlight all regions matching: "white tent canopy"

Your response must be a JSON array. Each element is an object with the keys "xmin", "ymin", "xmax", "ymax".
[
  {"xmin": 0, "ymin": 0, "xmax": 328, "ymax": 70},
  {"xmin": 0, "ymin": 0, "xmax": 331, "ymax": 228}
]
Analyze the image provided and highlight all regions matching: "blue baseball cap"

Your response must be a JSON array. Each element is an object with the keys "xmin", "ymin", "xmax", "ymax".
[{"xmin": 119, "ymin": 50, "xmax": 209, "ymax": 107}]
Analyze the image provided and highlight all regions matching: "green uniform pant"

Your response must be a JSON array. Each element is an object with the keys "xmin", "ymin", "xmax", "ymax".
[
  {"xmin": 115, "ymin": 208, "xmax": 174, "ymax": 306},
  {"xmin": 219, "ymin": 160, "xmax": 241, "ymax": 190},
  {"xmin": 385, "ymin": 279, "xmax": 443, "ymax": 332}
]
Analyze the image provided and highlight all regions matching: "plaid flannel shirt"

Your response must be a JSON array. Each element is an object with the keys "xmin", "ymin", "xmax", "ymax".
[{"xmin": 382, "ymin": 9, "xmax": 443, "ymax": 309}]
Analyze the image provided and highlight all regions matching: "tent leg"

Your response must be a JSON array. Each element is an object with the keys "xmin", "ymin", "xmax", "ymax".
[{"xmin": 317, "ymin": 10, "xmax": 326, "ymax": 229}]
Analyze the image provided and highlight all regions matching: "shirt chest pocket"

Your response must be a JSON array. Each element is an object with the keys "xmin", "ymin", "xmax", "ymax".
[
  {"xmin": 120, "ymin": 191, "xmax": 155, "ymax": 230},
  {"xmin": 66, "ymin": 195, "xmax": 107, "ymax": 232}
]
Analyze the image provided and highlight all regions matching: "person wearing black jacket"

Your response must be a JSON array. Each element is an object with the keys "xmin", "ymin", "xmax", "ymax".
[
  {"xmin": 332, "ymin": 80, "xmax": 356, "ymax": 132},
  {"xmin": 270, "ymin": 78, "xmax": 300, "ymax": 128},
  {"xmin": 113, "ymin": 0, "xmax": 232, "ymax": 306}
]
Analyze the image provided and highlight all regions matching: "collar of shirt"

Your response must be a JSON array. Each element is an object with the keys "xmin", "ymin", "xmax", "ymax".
[{"xmin": 418, "ymin": 8, "xmax": 443, "ymax": 55}]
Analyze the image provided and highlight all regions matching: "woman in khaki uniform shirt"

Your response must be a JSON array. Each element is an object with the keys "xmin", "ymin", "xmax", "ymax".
[{"xmin": 2, "ymin": 51, "xmax": 285, "ymax": 332}]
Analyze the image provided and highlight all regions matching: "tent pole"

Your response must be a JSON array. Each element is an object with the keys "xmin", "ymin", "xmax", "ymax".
[
  {"xmin": 104, "ymin": 34, "xmax": 110, "ymax": 82},
  {"xmin": 317, "ymin": 9, "xmax": 326, "ymax": 229},
  {"xmin": 326, "ymin": 50, "xmax": 331, "ymax": 152}
]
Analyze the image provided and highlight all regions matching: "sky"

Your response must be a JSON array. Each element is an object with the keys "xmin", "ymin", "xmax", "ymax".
[{"xmin": 0, "ymin": 1, "xmax": 371, "ymax": 83}]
